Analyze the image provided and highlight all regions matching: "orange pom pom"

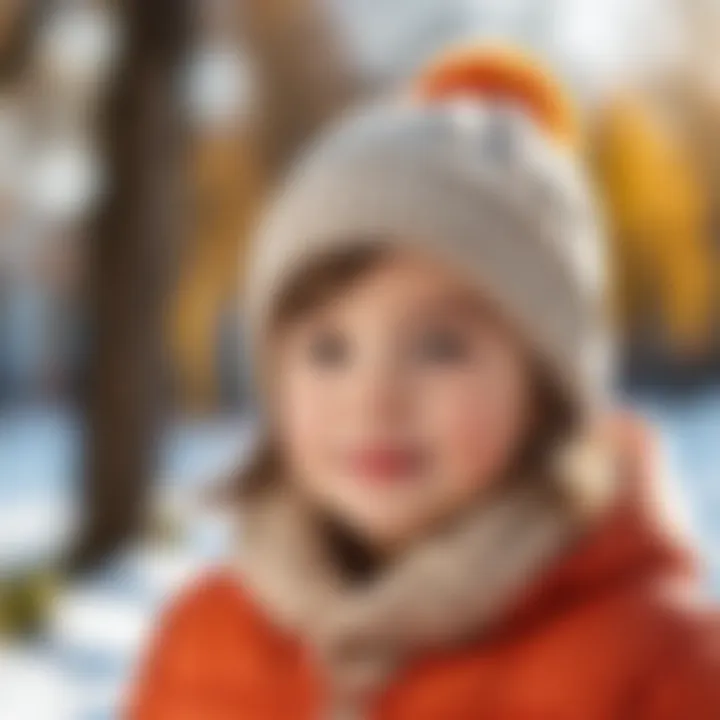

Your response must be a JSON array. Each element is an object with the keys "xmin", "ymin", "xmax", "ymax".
[{"xmin": 415, "ymin": 44, "xmax": 579, "ymax": 148}]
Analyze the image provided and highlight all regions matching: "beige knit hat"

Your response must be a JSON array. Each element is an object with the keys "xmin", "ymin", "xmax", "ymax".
[{"xmin": 245, "ymin": 45, "xmax": 612, "ymax": 418}]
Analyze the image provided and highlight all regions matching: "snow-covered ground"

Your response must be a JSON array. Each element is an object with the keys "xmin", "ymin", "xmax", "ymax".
[
  {"xmin": 0, "ymin": 393, "xmax": 718, "ymax": 719},
  {"xmin": 0, "ymin": 408, "xmax": 248, "ymax": 720}
]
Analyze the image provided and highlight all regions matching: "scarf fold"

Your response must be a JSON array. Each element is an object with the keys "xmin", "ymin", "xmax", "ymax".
[{"xmin": 236, "ymin": 441, "xmax": 613, "ymax": 718}]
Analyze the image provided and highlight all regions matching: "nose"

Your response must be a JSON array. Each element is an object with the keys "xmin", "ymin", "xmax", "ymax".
[{"xmin": 346, "ymin": 349, "xmax": 409, "ymax": 431}]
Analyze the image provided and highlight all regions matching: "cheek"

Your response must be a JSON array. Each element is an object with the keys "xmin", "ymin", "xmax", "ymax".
[
  {"xmin": 422, "ymin": 362, "xmax": 530, "ymax": 487},
  {"xmin": 276, "ymin": 366, "xmax": 336, "ymax": 471}
]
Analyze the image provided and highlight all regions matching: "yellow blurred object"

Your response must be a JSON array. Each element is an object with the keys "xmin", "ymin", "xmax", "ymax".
[
  {"xmin": 0, "ymin": 569, "xmax": 59, "ymax": 639},
  {"xmin": 592, "ymin": 95, "xmax": 715, "ymax": 358},
  {"xmin": 171, "ymin": 128, "xmax": 263, "ymax": 411}
]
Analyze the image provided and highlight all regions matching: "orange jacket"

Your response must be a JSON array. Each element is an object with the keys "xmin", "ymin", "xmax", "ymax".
[{"xmin": 131, "ymin": 486, "xmax": 719, "ymax": 719}]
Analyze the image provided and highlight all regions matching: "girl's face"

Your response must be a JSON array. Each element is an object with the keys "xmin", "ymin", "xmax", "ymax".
[{"xmin": 274, "ymin": 250, "xmax": 536, "ymax": 551}]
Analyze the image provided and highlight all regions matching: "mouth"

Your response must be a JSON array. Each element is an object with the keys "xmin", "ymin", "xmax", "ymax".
[{"xmin": 345, "ymin": 444, "xmax": 425, "ymax": 485}]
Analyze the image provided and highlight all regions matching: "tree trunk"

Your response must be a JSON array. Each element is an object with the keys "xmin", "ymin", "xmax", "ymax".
[
  {"xmin": 70, "ymin": 0, "xmax": 191, "ymax": 572},
  {"xmin": 0, "ymin": 0, "xmax": 42, "ymax": 87}
]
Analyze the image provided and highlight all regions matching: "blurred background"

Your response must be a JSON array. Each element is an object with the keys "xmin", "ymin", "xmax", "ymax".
[{"xmin": 0, "ymin": 0, "xmax": 718, "ymax": 718}]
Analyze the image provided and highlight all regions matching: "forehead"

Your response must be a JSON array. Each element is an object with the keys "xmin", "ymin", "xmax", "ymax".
[{"xmin": 306, "ymin": 248, "xmax": 493, "ymax": 322}]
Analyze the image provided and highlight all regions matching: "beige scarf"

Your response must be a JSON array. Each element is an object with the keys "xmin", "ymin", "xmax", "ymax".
[{"xmin": 235, "ymin": 442, "xmax": 612, "ymax": 719}]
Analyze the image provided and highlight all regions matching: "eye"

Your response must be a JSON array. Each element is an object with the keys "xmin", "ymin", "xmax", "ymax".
[
  {"xmin": 413, "ymin": 327, "xmax": 471, "ymax": 364},
  {"xmin": 305, "ymin": 328, "xmax": 349, "ymax": 368}
]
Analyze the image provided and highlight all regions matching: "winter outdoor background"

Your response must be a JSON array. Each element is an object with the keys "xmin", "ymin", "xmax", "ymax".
[{"xmin": 0, "ymin": 1, "xmax": 719, "ymax": 719}]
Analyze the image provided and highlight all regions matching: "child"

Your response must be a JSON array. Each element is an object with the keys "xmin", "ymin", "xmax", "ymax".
[{"xmin": 131, "ymin": 47, "xmax": 719, "ymax": 719}]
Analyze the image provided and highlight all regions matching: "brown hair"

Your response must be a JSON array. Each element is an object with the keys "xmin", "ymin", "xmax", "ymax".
[{"xmin": 272, "ymin": 243, "xmax": 389, "ymax": 329}]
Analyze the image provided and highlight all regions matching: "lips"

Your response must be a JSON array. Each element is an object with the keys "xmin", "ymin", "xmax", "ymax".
[{"xmin": 346, "ymin": 445, "xmax": 423, "ymax": 484}]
